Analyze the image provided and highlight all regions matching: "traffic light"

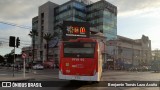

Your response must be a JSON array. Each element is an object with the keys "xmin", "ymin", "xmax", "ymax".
[
  {"xmin": 9, "ymin": 36, "xmax": 15, "ymax": 47},
  {"xmin": 16, "ymin": 37, "xmax": 20, "ymax": 48}
]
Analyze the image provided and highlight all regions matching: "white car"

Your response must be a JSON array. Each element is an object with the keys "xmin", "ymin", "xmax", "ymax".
[{"xmin": 33, "ymin": 64, "xmax": 44, "ymax": 70}]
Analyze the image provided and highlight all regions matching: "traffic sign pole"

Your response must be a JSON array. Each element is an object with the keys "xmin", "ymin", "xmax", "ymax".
[
  {"xmin": 22, "ymin": 53, "xmax": 27, "ymax": 78},
  {"xmin": 23, "ymin": 58, "xmax": 25, "ymax": 78}
]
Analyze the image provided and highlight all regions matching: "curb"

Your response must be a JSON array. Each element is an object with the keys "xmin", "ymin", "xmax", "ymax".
[{"xmin": 1, "ymin": 77, "xmax": 35, "ymax": 81}]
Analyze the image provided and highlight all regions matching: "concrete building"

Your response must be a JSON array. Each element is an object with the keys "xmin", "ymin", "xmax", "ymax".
[
  {"xmin": 152, "ymin": 49, "xmax": 160, "ymax": 61},
  {"xmin": 37, "ymin": 2, "xmax": 58, "ymax": 61},
  {"xmin": 31, "ymin": 16, "xmax": 39, "ymax": 61},
  {"xmin": 107, "ymin": 35, "xmax": 151, "ymax": 68},
  {"xmin": 31, "ymin": 0, "xmax": 117, "ymax": 62}
]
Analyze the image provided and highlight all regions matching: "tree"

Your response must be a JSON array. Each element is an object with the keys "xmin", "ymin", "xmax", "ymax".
[
  {"xmin": 43, "ymin": 33, "xmax": 53, "ymax": 61},
  {"xmin": 0, "ymin": 55, "xmax": 4, "ymax": 63},
  {"xmin": 43, "ymin": 32, "xmax": 58, "ymax": 61},
  {"xmin": 4, "ymin": 53, "xmax": 14, "ymax": 64},
  {"xmin": 28, "ymin": 30, "xmax": 38, "ymax": 63}
]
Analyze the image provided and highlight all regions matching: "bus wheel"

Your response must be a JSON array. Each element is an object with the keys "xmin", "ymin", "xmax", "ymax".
[
  {"xmin": 91, "ymin": 81, "xmax": 99, "ymax": 84},
  {"xmin": 70, "ymin": 80, "xmax": 76, "ymax": 83}
]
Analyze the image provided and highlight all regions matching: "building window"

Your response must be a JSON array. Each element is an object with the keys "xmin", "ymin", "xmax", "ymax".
[
  {"xmin": 41, "ymin": 26, "xmax": 44, "ymax": 30},
  {"xmin": 41, "ymin": 13, "xmax": 44, "ymax": 18},
  {"xmin": 41, "ymin": 20, "xmax": 44, "ymax": 25}
]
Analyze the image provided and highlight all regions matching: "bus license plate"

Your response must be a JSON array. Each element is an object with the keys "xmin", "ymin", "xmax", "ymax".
[{"xmin": 75, "ymin": 76, "xmax": 80, "ymax": 80}]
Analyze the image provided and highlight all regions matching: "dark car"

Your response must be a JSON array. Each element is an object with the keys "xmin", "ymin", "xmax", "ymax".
[{"xmin": 151, "ymin": 60, "xmax": 160, "ymax": 72}]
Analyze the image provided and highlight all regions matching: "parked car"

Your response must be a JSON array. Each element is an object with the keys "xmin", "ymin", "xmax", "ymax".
[
  {"xmin": 5, "ymin": 63, "xmax": 11, "ymax": 67},
  {"xmin": 43, "ymin": 60, "xmax": 54, "ymax": 69},
  {"xmin": 151, "ymin": 60, "xmax": 160, "ymax": 72},
  {"xmin": 32, "ymin": 64, "xmax": 44, "ymax": 70},
  {"xmin": 137, "ymin": 66, "xmax": 149, "ymax": 71},
  {"xmin": 128, "ymin": 66, "xmax": 138, "ymax": 71}
]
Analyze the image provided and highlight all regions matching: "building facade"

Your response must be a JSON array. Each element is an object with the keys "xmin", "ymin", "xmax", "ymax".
[
  {"xmin": 152, "ymin": 49, "xmax": 160, "ymax": 61},
  {"xmin": 32, "ymin": 0, "xmax": 117, "ymax": 62},
  {"xmin": 107, "ymin": 35, "xmax": 151, "ymax": 68},
  {"xmin": 37, "ymin": 2, "xmax": 58, "ymax": 61},
  {"xmin": 87, "ymin": 0, "xmax": 117, "ymax": 40}
]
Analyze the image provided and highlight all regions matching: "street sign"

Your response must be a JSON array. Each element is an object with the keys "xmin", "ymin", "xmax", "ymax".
[{"xmin": 22, "ymin": 53, "xmax": 27, "ymax": 59}]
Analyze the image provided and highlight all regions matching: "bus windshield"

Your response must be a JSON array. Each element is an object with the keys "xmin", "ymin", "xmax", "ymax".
[{"xmin": 63, "ymin": 42, "xmax": 96, "ymax": 58}]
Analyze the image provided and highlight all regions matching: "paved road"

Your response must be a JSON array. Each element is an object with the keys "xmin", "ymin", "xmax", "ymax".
[
  {"xmin": 103, "ymin": 70, "xmax": 160, "ymax": 81},
  {"xmin": 0, "ymin": 67, "xmax": 160, "ymax": 90}
]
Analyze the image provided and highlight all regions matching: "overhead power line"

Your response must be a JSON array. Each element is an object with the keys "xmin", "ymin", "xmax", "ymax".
[
  {"xmin": 0, "ymin": 21, "xmax": 32, "ymax": 30},
  {"xmin": 0, "ymin": 41, "xmax": 31, "ymax": 45},
  {"xmin": 0, "ymin": 21, "xmax": 33, "ymax": 43},
  {"xmin": 0, "ymin": 37, "xmax": 31, "ymax": 43},
  {"xmin": 0, "ymin": 37, "xmax": 9, "ymax": 41}
]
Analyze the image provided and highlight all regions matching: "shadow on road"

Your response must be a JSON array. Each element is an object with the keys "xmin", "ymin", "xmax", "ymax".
[{"xmin": 59, "ymin": 81, "xmax": 99, "ymax": 90}]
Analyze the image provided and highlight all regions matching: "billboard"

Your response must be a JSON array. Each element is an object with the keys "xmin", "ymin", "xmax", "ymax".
[{"xmin": 62, "ymin": 21, "xmax": 90, "ymax": 41}]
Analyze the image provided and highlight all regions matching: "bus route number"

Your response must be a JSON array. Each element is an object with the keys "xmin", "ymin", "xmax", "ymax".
[{"xmin": 72, "ymin": 58, "xmax": 84, "ymax": 62}]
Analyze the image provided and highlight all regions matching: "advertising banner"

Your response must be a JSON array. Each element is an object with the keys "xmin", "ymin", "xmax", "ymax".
[{"xmin": 62, "ymin": 21, "xmax": 90, "ymax": 41}]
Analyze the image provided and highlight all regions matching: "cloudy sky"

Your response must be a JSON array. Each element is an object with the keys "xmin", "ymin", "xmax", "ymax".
[{"xmin": 0, "ymin": 0, "xmax": 160, "ymax": 55}]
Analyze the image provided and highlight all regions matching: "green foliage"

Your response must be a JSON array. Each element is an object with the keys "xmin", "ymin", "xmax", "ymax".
[
  {"xmin": 0, "ymin": 55, "xmax": 4, "ymax": 63},
  {"xmin": 4, "ymin": 53, "xmax": 14, "ymax": 64},
  {"xmin": 28, "ymin": 30, "xmax": 38, "ymax": 37},
  {"xmin": 28, "ymin": 30, "xmax": 38, "ymax": 62},
  {"xmin": 43, "ymin": 32, "xmax": 58, "ymax": 61},
  {"xmin": 43, "ymin": 33, "xmax": 53, "ymax": 42}
]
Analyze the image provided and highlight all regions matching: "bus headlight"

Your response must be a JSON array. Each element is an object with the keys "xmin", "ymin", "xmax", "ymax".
[{"xmin": 60, "ymin": 69, "xmax": 63, "ymax": 74}]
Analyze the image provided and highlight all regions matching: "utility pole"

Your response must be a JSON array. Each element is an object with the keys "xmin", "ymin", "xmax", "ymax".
[
  {"xmin": 13, "ymin": 46, "xmax": 15, "ymax": 77},
  {"xmin": 9, "ymin": 36, "xmax": 15, "ymax": 77},
  {"xmin": 9, "ymin": 36, "xmax": 20, "ymax": 77},
  {"xmin": 132, "ymin": 42, "xmax": 134, "ymax": 66}
]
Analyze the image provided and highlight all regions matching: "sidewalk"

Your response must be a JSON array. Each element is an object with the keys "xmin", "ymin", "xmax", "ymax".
[
  {"xmin": 0, "ymin": 67, "xmax": 35, "ymax": 81},
  {"xmin": 0, "ymin": 76, "xmax": 34, "ymax": 81},
  {"xmin": 0, "ymin": 67, "xmax": 58, "ymax": 81}
]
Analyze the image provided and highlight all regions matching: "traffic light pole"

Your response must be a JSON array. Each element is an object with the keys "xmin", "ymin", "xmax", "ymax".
[
  {"xmin": 9, "ymin": 36, "xmax": 20, "ymax": 77},
  {"xmin": 13, "ymin": 46, "xmax": 15, "ymax": 77}
]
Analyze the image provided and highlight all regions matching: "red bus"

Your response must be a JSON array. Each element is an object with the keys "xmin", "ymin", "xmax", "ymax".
[{"xmin": 59, "ymin": 38, "xmax": 103, "ymax": 81}]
